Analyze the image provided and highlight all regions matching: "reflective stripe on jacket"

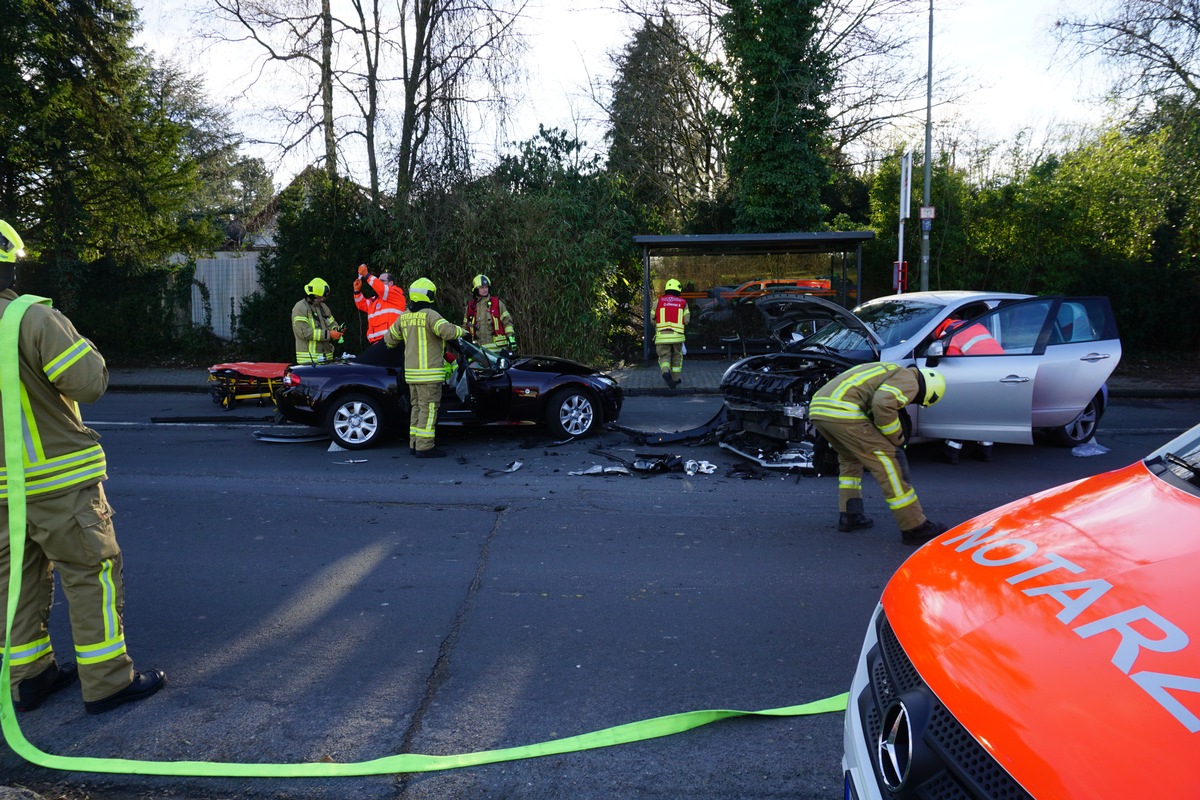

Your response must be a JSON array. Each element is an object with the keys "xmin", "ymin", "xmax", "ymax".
[
  {"xmin": 947, "ymin": 322, "xmax": 1004, "ymax": 355},
  {"xmin": 808, "ymin": 362, "xmax": 918, "ymax": 445},
  {"xmin": 654, "ymin": 294, "xmax": 689, "ymax": 343},
  {"xmin": 0, "ymin": 290, "xmax": 109, "ymax": 503},
  {"xmin": 384, "ymin": 308, "xmax": 464, "ymax": 384}
]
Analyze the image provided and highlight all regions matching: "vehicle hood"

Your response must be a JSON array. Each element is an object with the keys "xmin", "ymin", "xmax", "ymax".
[
  {"xmin": 510, "ymin": 354, "xmax": 604, "ymax": 378},
  {"xmin": 884, "ymin": 463, "xmax": 1200, "ymax": 798},
  {"xmin": 752, "ymin": 294, "xmax": 882, "ymax": 352}
]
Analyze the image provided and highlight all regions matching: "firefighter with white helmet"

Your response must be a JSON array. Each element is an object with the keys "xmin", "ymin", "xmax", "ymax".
[
  {"xmin": 385, "ymin": 278, "xmax": 464, "ymax": 458},
  {"xmin": 292, "ymin": 277, "xmax": 342, "ymax": 364},
  {"xmin": 809, "ymin": 363, "xmax": 948, "ymax": 545},
  {"xmin": 1, "ymin": 219, "xmax": 166, "ymax": 714},
  {"xmin": 464, "ymin": 274, "xmax": 517, "ymax": 355},
  {"xmin": 653, "ymin": 278, "xmax": 690, "ymax": 389}
]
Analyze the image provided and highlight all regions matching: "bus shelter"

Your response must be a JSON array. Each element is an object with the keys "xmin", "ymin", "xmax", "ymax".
[{"xmin": 632, "ymin": 231, "xmax": 875, "ymax": 364}]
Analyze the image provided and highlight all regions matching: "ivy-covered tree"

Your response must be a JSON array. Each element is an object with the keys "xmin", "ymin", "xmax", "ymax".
[{"xmin": 718, "ymin": 0, "xmax": 834, "ymax": 232}]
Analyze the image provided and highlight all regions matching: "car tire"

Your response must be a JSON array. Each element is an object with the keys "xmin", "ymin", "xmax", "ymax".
[
  {"xmin": 326, "ymin": 392, "xmax": 386, "ymax": 450},
  {"xmin": 1050, "ymin": 392, "xmax": 1103, "ymax": 447},
  {"xmin": 545, "ymin": 387, "xmax": 600, "ymax": 439}
]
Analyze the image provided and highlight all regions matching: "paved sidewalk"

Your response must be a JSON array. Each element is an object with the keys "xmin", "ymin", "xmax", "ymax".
[{"xmin": 106, "ymin": 357, "xmax": 1200, "ymax": 398}]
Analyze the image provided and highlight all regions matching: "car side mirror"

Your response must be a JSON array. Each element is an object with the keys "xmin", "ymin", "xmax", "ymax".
[
  {"xmin": 497, "ymin": 357, "xmax": 511, "ymax": 370},
  {"xmin": 925, "ymin": 338, "xmax": 945, "ymax": 367}
]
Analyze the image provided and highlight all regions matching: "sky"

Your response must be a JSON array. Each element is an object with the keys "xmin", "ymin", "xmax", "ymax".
[{"xmin": 132, "ymin": 0, "xmax": 1112, "ymax": 186}]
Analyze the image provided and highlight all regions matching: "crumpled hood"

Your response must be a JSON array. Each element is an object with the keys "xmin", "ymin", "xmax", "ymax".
[
  {"xmin": 884, "ymin": 462, "xmax": 1200, "ymax": 798},
  {"xmin": 511, "ymin": 354, "xmax": 602, "ymax": 377}
]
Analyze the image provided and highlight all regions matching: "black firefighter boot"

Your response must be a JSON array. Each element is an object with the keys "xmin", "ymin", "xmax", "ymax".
[
  {"xmin": 838, "ymin": 498, "xmax": 874, "ymax": 532},
  {"xmin": 662, "ymin": 371, "xmax": 674, "ymax": 388}
]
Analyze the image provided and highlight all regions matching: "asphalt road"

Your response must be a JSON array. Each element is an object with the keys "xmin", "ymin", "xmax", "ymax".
[{"xmin": 3, "ymin": 393, "xmax": 1199, "ymax": 800}]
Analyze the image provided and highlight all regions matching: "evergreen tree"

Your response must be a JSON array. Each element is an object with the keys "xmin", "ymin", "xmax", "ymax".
[{"xmin": 719, "ymin": 0, "xmax": 834, "ymax": 232}]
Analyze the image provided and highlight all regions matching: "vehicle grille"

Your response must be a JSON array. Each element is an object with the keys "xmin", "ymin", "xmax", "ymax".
[
  {"xmin": 721, "ymin": 367, "xmax": 801, "ymax": 400},
  {"xmin": 857, "ymin": 613, "xmax": 1033, "ymax": 800}
]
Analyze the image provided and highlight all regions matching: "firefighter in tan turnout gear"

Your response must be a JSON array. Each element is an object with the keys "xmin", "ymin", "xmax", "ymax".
[
  {"xmin": 385, "ymin": 278, "xmax": 464, "ymax": 458},
  {"xmin": 809, "ymin": 362, "xmax": 948, "ymax": 546},
  {"xmin": 292, "ymin": 277, "xmax": 342, "ymax": 364},
  {"xmin": 464, "ymin": 274, "xmax": 517, "ymax": 355},
  {"xmin": 0, "ymin": 219, "xmax": 165, "ymax": 714}
]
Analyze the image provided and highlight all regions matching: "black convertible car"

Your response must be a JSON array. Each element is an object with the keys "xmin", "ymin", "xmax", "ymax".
[{"xmin": 275, "ymin": 338, "xmax": 623, "ymax": 449}]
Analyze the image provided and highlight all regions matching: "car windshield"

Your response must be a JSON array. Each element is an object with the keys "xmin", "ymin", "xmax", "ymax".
[
  {"xmin": 456, "ymin": 337, "xmax": 506, "ymax": 369},
  {"xmin": 803, "ymin": 298, "xmax": 943, "ymax": 352}
]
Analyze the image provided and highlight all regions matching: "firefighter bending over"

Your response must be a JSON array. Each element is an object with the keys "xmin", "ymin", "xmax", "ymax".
[
  {"xmin": 810, "ymin": 363, "xmax": 948, "ymax": 546},
  {"xmin": 385, "ymin": 278, "xmax": 464, "ymax": 458}
]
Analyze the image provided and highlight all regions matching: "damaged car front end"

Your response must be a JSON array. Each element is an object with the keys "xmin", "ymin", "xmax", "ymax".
[
  {"xmin": 719, "ymin": 350, "xmax": 856, "ymax": 471},
  {"xmin": 717, "ymin": 291, "xmax": 1122, "ymax": 471}
]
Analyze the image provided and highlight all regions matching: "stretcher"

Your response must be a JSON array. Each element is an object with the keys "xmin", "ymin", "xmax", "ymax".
[{"xmin": 208, "ymin": 361, "xmax": 290, "ymax": 409}]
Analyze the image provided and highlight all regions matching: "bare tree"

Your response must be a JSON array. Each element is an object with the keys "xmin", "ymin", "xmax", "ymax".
[
  {"xmin": 208, "ymin": 0, "xmax": 527, "ymax": 199},
  {"xmin": 1056, "ymin": 0, "xmax": 1200, "ymax": 106},
  {"xmin": 209, "ymin": 0, "xmax": 339, "ymax": 179}
]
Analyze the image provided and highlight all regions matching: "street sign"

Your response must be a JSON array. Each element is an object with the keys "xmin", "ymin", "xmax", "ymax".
[
  {"xmin": 919, "ymin": 206, "xmax": 935, "ymax": 220},
  {"xmin": 921, "ymin": 218, "xmax": 932, "ymax": 231}
]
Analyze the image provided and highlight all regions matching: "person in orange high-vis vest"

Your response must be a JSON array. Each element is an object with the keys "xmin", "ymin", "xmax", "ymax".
[
  {"xmin": 352, "ymin": 264, "xmax": 406, "ymax": 344},
  {"xmin": 464, "ymin": 274, "xmax": 517, "ymax": 355},
  {"xmin": 933, "ymin": 314, "xmax": 1004, "ymax": 463},
  {"xmin": 0, "ymin": 219, "xmax": 165, "ymax": 715},
  {"xmin": 654, "ymin": 279, "xmax": 690, "ymax": 389}
]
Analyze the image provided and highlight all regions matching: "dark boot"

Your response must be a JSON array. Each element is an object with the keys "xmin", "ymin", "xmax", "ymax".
[
  {"xmin": 942, "ymin": 441, "xmax": 961, "ymax": 464},
  {"xmin": 15, "ymin": 661, "xmax": 78, "ymax": 712},
  {"xmin": 976, "ymin": 443, "xmax": 994, "ymax": 462},
  {"xmin": 84, "ymin": 669, "xmax": 166, "ymax": 714},
  {"xmin": 901, "ymin": 519, "xmax": 947, "ymax": 546},
  {"xmin": 838, "ymin": 498, "xmax": 874, "ymax": 532},
  {"xmin": 662, "ymin": 371, "xmax": 673, "ymax": 388}
]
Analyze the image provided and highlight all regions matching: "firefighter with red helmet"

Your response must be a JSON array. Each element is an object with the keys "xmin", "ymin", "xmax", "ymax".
[
  {"xmin": 1, "ymin": 219, "xmax": 166, "ymax": 714},
  {"xmin": 654, "ymin": 278, "xmax": 690, "ymax": 389},
  {"xmin": 810, "ymin": 362, "xmax": 949, "ymax": 545},
  {"xmin": 292, "ymin": 277, "xmax": 342, "ymax": 364},
  {"xmin": 353, "ymin": 264, "xmax": 407, "ymax": 345},
  {"xmin": 464, "ymin": 274, "xmax": 517, "ymax": 355},
  {"xmin": 385, "ymin": 278, "xmax": 464, "ymax": 458}
]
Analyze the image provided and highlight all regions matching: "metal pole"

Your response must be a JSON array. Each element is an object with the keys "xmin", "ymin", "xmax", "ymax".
[
  {"xmin": 642, "ymin": 247, "xmax": 654, "ymax": 365},
  {"xmin": 920, "ymin": 0, "xmax": 933, "ymax": 292}
]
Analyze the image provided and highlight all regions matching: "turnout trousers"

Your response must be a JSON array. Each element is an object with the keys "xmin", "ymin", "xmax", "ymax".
[
  {"xmin": 2, "ymin": 482, "xmax": 136, "ymax": 702},
  {"xmin": 811, "ymin": 418, "xmax": 927, "ymax": 531},
  {"xmin": 408, "ymin": 382, "xmax": 442, "ymax": 451},
  {"xmin": 655, "ymin": 343, "xmax": 684, "ymax": 380}
]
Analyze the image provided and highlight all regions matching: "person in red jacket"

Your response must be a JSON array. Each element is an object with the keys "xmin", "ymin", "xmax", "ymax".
[
  {"xmin": 933, "ymin": 309, "xmax": 1005, "ymax": 462},
  {"xmin": 654, "ymin": 279, "xmax": 690, "ymax": 389},
  {"xmin": 353, "ymin": 264, "xmax": 406, "ymax": 345}
]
